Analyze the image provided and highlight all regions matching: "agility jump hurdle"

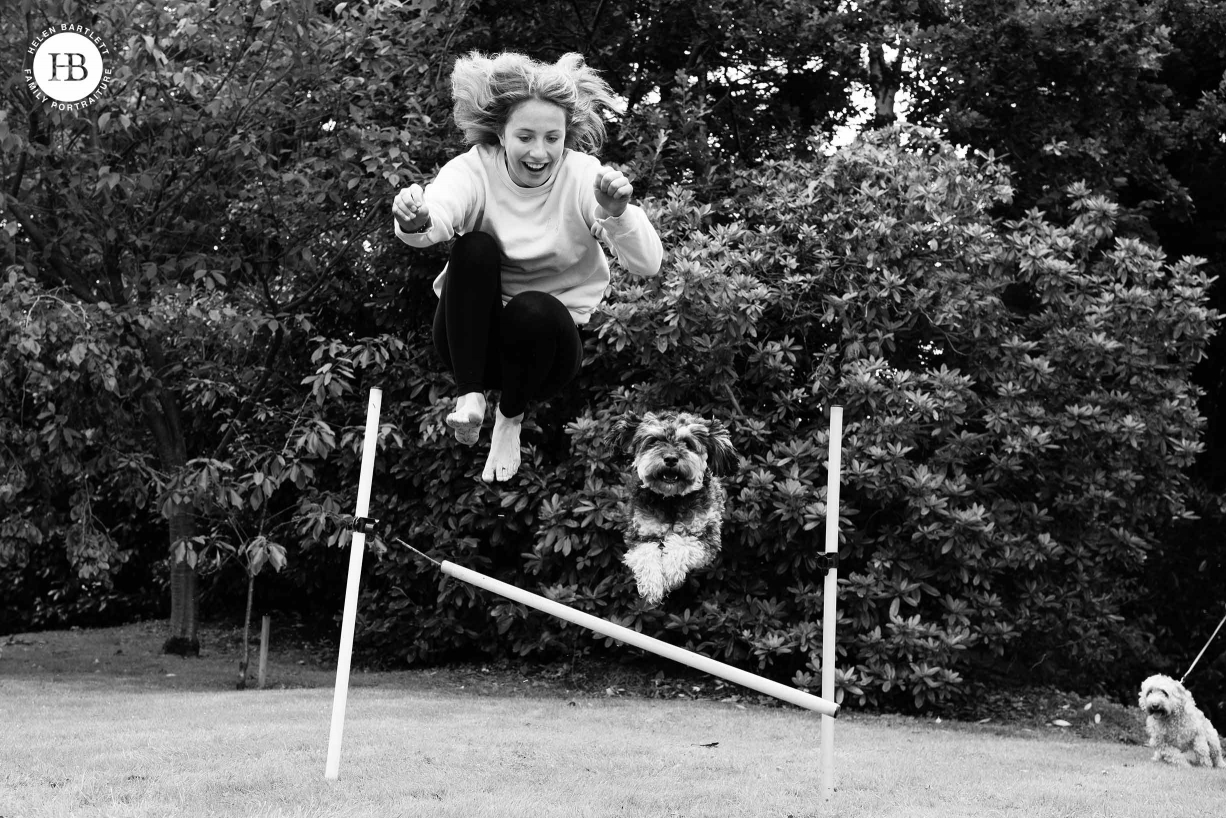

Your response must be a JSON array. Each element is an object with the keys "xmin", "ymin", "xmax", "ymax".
[{"xmin": 325, "ymin": 388, "xmax": 845, "ymax": 800}]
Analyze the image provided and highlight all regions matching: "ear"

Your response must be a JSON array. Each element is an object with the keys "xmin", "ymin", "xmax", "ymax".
[
  {"xmin": 604, "ymin": 410, "xmax": 642, "ymax": 451},
  {"xmin": 702, "ymin": 418, "xmax": 738, "ymax": 476}
]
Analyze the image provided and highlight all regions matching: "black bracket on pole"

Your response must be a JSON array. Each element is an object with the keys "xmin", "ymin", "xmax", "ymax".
[
  {"xmin": 815, "ymin": 553, "xmax": 839, "ymax": 573},
  {"xmin": 348, "ymin": 516, "xmax": 380, "ymax": 535}
]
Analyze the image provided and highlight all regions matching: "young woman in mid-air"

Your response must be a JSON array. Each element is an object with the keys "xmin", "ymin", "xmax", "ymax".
[{"xmin": 393, "ymin": 51, "xmax": 663, "ymax": 482}]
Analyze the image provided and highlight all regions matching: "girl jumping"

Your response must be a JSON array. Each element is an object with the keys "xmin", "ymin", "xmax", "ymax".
[{"xmin": 393, "ymin": 51, "xmax": 663, "ymax": 482}]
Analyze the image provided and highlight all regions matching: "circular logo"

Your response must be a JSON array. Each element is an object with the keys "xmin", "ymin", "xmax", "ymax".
[{"xmin": 25, "ymin": 25, "xmax": 114, "ymax": 110}]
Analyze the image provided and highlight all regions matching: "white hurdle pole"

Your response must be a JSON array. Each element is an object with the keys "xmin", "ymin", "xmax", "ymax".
[
  {"xmin": 821, "ymin": 405, "xmax": 844, "ymax": 800},
  {"xmin": 325, "ymin": 388, "xmax": 382, "ymax": 781},
  {"xmin": 440, "ymin": 560, "xmax": 840, "ymax": 718}
]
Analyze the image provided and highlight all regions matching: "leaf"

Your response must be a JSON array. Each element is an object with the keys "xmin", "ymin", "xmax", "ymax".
[{"xmin": 249, "ymin": 544, "xmax": 268, "ymax": 576}]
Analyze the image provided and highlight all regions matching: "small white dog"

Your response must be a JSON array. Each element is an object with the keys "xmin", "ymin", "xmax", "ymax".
[{"xmin": 1138, "ymin": 674, "xmax": 1223, "ymax": 767}]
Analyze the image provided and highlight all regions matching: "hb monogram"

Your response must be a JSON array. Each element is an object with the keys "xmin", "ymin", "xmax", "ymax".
[{"xmin": 48, "ymin": 52, "xmax": 89, "ymax": 81}]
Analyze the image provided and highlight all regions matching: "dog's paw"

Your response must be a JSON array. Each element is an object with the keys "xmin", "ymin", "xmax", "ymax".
[{"xmin": 623, "ymin": 541, "xmax": 668, "ymax": 605}]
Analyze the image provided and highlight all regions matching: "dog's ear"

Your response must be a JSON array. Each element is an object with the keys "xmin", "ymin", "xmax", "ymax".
[
  {"xmin": 604, "ymin": 410, "xmax": 642, "ymax": 451},
  {"xmin": 1139, "ymin": 678, "xmax": 1154, "ymax": 710},
  {"xmin": 702, "ymin": 418, "xmax": 738, "ymax": 476}
]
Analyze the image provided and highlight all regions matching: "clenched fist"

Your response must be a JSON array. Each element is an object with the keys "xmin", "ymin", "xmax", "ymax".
[
  {"xmin": 393, "ymin": 184, "xmax": 430, "ymax": 233},
  {"xmin": 594, "ymin": 167, "xmax": 632, "ymax": 218}
]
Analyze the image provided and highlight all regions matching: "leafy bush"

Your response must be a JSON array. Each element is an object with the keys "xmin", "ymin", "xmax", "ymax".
[
  {"xmin": 296, "ymin": 125, "xmax": 1215, "ymax": 710},
  {"xmin": 5, "ymin": 119, "xmax": 1214, "ymax": 709}
]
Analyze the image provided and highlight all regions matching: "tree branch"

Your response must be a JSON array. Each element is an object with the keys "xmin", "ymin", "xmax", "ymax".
[
  {"xmin": 3, "ymin": 195, "xmax": 98, "ymax": 302},
  {"xmin": 210, "ymin": 325, "xmax": 285, "ymax": 461},
  {"xmin": 280, "ymin": 202, "xmax": 383, "ymax": 314}
]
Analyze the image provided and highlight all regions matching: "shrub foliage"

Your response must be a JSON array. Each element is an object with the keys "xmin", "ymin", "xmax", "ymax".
[{"xmin": 274, "ymin": 126, "xmax": 1216, "ymax": 710}]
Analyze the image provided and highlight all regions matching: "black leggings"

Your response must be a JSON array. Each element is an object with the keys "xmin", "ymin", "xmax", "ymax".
[{"xmin": 433, "ymin": 232, "xmax": 583, "ymax": 418}]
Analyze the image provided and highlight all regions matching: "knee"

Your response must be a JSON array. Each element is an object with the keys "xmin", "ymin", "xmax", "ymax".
[
  {"xmin": 451, "ymin": 231, "xmax": 500, "ymax": 272},
  {"xmin": 502, "ymin": 291, "xmax": 570, "ymax": 342},
  {"xmin": 505, "ymin": 290, "xmax": 566, "ymax": 323}
]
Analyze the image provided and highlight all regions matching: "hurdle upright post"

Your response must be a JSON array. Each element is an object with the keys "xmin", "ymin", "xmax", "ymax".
[
  {"xmin": 325, "ymin": 387, "xmax": 382, "ymax": 781},
  {"xmin": 821, "ymin": 405, "xmax": 844, "ymax": 800}
]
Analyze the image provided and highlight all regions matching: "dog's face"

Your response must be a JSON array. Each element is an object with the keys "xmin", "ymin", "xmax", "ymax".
[
  {"xmin": 610, "ymin": 411, "xmax": 737, "ymax": 497},
  {"xmin": 1139, "ymin": 674, "xmax": 1187, "ymax": 718}
]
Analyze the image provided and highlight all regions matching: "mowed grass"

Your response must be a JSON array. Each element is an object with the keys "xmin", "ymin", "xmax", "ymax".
[{"xmin": 3, "ymin": 679, "xmax": 1223, "ymax": 818}]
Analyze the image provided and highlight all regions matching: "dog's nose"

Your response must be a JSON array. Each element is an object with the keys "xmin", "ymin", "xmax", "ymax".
[{"xmin": 664, "ymin": 455, "xmax": 678, "ymax": 467}]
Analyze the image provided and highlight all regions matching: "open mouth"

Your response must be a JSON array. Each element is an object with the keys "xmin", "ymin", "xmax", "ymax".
[
  {"xmin": 655, "ymin": 469, "xmax": 683, "ymax": 485},
  {"xmin": 522, "ymin": 161, "xmax": 548, "ymax": 174}
]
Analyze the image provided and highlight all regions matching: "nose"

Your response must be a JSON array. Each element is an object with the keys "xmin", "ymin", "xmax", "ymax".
[{"xmin": 664, "ymin": 454, "xmax": 678, "ymax": 467}]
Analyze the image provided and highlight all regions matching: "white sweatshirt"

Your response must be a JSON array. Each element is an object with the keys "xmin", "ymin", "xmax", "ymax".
[{"xmin": 395, "ymin": 144, "xmax": 664, "ymax": 325}]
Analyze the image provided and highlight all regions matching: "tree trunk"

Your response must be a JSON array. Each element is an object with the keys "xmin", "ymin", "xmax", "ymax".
[
  {"xmin": 163, "ymin": 513, "xmax": 200, "ymax": 656},
  {"xmin": 237, "ymin": 570, "xmax": 255, "ymax": 690},
  {"xmin": 141, "ymin": 337, "xmax": 201, "ymax": 656},
  {"xmin": 867, "ymin": 43, "xmax": 901, "ymax": 129}
]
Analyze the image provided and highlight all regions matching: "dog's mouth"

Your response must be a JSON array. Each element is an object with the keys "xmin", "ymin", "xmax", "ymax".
[
  {"xmin": 656, "ymin": 469, "xmax": 683, "ymax": 484},
  {"xmin": 644, "ymin": 467, "xmax": 693, "ymax": 495}
]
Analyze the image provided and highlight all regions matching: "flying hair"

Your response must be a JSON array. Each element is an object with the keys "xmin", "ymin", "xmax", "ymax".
[{"xmin": 449, "ymin": 51, "xmax": 622, "ymax": 155}]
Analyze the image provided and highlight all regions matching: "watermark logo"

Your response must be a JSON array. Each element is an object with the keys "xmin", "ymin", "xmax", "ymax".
[{"xmin": 25, "ymin": 24, "xmax": 114, "ymax": 111}]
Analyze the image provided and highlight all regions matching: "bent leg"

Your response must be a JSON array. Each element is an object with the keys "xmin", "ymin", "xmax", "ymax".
[
  {"xmin": 481, "ymin": 291, "xmax": 582, "ymax": 482},
  {"xmin": 433, "ymin": 232, "xmax": 501, "ymax": 443},
  {"xmin": 496, "ymin": 291, "xmax": 583, "ymax": 418}
]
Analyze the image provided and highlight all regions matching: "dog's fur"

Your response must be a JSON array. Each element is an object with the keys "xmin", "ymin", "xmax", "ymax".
[
  {"xmin": 1138, "ymin": 674, "xmax": 1223, "ymax": 767},
  {"xmin": 608, "ymin": 410, "xmax": 737, "ymax": 605}
]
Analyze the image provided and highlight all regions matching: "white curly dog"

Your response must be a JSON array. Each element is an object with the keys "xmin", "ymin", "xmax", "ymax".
[{"xmin": 1138, "ymin": 674, "xmax": 1223, "ymax": 767}]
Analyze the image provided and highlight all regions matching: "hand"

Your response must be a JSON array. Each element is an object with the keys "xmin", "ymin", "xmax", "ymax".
[
  {"xmin": 393, "ymin": 184, "xmax": 430, "ymax": 232},
  {"xmin": 594, "ymin": 167, "xmax": 633, "ymax": 218}
]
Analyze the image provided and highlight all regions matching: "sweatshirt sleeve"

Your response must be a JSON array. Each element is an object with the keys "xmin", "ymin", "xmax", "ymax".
[
  {"xmin": 394, "ymin": 154, "xmax": 482, "ymax": 248},
  {"xmin": 591, "ymin": 204, "xmax": 664, "ymax": 278}
]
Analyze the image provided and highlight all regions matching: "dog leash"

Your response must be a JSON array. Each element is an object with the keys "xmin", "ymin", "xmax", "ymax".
[{"xmin": 1180, "ymin": 605, "xmax": 1226, "ymax": 685}]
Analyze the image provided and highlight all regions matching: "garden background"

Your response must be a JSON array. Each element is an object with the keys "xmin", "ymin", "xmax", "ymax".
[{"xmin": 2, "ymin": 0, "xmax": 1225, "ymax": 719}]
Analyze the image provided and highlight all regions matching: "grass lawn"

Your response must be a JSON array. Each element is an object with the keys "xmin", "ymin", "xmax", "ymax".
[{"xmin": 3, "ymin": 622, "xmax": 1223, "ymax": 817}]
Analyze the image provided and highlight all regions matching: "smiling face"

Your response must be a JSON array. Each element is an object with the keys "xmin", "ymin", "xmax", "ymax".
[{"xmin": 499, "ymin": 98, "xmax": 567, "ymax": 187}]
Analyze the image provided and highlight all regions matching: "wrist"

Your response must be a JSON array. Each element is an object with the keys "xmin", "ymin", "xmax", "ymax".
[
  {"xmin": 596, "ymin": 204, "xmax": 627, "ymax": 220},
  {"xmin": 399, "ymin": 214, "xmax": 430, "ymax": 234}
]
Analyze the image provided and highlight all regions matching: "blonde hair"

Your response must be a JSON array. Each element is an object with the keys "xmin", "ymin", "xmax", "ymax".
[{"xmin": 449, "ymin": 51, "xmax": 621, "ymax": 155}]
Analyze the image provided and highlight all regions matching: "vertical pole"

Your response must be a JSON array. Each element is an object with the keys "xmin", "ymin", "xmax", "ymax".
[
  {"xmin": 325, "ymin": 388, "xmax": 382, "ymax": 781},
  {"xmin": 257, "ymin": 614, "xmax": 270, "ymax": 689},
  {"xmin": 821, "ymin": 405, "xmax": 843, "ymax": 800}
]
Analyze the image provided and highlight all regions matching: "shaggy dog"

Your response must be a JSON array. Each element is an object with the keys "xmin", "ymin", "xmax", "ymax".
[
  {"xmin": 1138, "ymin": 674, "xmax": 1223, "ymax": 767},
  {"xmin": 608, "ymin": 411, "xmax": 738, "ymax": 605}
]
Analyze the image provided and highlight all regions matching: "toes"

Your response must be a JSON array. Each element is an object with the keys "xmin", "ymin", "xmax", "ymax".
[{"xmin": 446, "ymin": 410, "xmax": 483, "ymax": 446}]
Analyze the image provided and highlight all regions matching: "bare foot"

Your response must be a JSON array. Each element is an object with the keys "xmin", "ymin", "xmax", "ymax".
[
  {"xmin": 482, "ymin": 407, "xmax": 523, "ymax": 482},
  {"xmin": 446, "ymin": 392, "xmax": 486, "ymax": 445}
]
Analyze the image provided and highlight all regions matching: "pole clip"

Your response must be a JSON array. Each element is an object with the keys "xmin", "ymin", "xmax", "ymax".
[
  {"xmin": 348, "ymin": 516, "xmax": 380, "ymax": 535},
  {"xmin": 815, "ymin": 552, "xmax": 839, "ymax": 573}
]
